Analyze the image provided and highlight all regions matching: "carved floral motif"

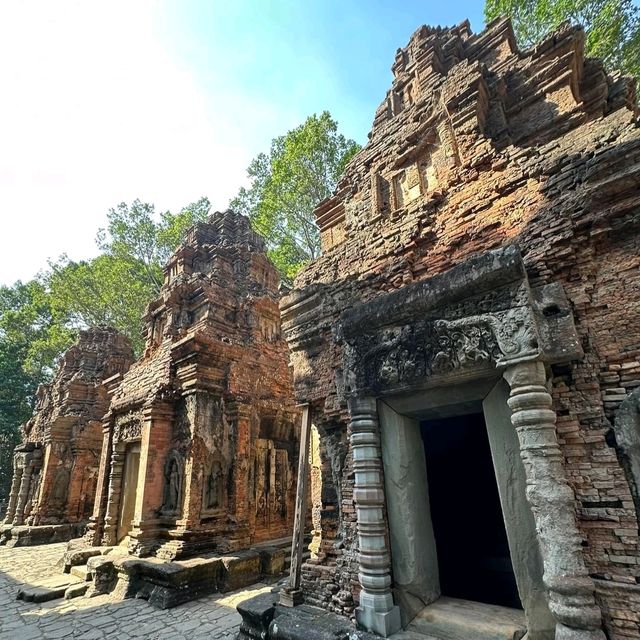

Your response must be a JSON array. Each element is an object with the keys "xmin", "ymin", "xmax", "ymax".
[{"xmin": 345, "ymin": 304, "xmax": 539, "ymax": 395}]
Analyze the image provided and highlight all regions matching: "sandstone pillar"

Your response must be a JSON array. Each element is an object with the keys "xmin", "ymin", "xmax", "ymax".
[
  {"xmin": 102, "ymin": 446, "xmax": 126, "ymax": 545},
  {"xmin": 504, "ymin": 361, "xmax": 606, "ymax": 640},
  {"xmin": 349, "ymin": 396, "xmax": 401, "ymax": 637},
  {"xmin": 12, "ymin": 463, "xmax": 33, "ymax": 525},
  {"xmin": 3, "ymin": 457, "xmax": 23, "ymax": 524}
]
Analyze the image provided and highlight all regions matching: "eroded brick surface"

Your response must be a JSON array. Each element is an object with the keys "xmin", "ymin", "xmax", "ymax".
[
  {"xmin": 1, "ymin": 328, "xmax": 133, "ymax": 538},
  {"xmin": 281, "ymin": 18, "xmax": 640, "ymax": 638}
]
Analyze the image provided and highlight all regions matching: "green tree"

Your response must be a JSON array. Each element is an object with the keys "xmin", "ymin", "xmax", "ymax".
[
  {"xmin": 49, "ymin": 197, "xmax": 212, "ymax": 353},
  {"xmin": 485, "ymin": 0, "xmax": 640, "ymax": 78},
  {"xmin": 0, "ymin": 281, "xmax": 73, "ymax": 501},
  {"xmin": 230, "ymin": 111, "xmax": 360, "ymax": 282}
]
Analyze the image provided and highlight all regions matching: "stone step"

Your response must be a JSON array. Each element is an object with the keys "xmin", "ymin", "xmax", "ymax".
[
  {"xmin": 70, "ymin": 564, "xmax": 91, "ymax": 580},
  {"xmin": 408, "ymin": 597, "xmax": 526, "ymax": 640},
  {"xmin": 64, "ymin": 581, "xmax": 90, "ymax": 599},
  {"xmin": 390, "ymin": 631, "xmax": 441, "ymax": 640},
  {"xmin": 16, "ymin": 574, "xmax": 83, "ymax": 603}
]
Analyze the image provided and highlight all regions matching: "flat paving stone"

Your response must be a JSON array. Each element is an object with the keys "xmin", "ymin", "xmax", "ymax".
[{"xmin": 0, "ymin": 542, "xmax": 271, "ymax": 639}]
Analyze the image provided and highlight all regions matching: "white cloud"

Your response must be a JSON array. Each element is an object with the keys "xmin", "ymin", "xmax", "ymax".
[{"xmin": 0, "ymin": 0, "xmax": 255, "ymax": 285}]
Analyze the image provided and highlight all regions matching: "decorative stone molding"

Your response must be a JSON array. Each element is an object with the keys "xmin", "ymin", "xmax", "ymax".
[
  {"xmin": 349, "ymin": 396, "xmax": 401, "ymax": 637},
  {"xmin": 113, "ymin": 410, "xmax": 144, "ymax": 443},
  {"xmin": 340, "ymin": 246, "xmax": 580, "ymax": 399}
]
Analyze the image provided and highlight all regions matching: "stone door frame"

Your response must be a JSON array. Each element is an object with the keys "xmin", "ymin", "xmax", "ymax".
[
  {"xmin": 339, "ymin": 246, "xmax": 606, "ymax": 639},
  {"xmin": 377, "ymin": 377, "xmax": 555, "ymax": 638}
]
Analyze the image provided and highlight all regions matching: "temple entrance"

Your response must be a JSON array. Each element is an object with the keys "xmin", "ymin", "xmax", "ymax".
[
  {"xmin": 117, "ymin": 442, "xmax": 140, "ymax": 543},
  {"xmin": 378, "ymin": 379, "xmax": 556, "ymax": 639},
  {"xmin": 421, "ymin": 412, "xmax": 520, "ymax": 609}
]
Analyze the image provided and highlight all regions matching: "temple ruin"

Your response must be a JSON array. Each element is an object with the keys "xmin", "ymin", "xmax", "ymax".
[
  {"xmin": 238, "ymin": 16, "xmax": 640, "ymax": 640},
  {"xmin": 84, "ymin": 210, "xmax": 299, "ymax": 562},
  {"xmin": 1, "ymin": 327, "xmax": 133, "ymax": 547}
]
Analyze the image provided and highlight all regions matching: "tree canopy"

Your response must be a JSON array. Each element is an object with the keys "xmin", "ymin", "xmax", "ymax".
[
  {"xmin": 230, "ymin": 111, "xmax": 360, "ymax": 282},
  {"xmin": 0, "ymin": 280, "xmax": 73, "ymax": 499},
  {"xmin": 47, "ymin": 197, "xmax": 211, "ymax": 354},
  {"xmin": 485, "ymin": 0, "xmax": 640, "ymax": 79}
]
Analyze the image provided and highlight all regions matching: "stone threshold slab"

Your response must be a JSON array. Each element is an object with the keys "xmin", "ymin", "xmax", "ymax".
[
  {"xmin": 17, "ymin": 574, "xmax": 84, "ymax": 603},
  {"xmin": 408, "ymin": 597, "xmax": 526, "ymax": 640}
]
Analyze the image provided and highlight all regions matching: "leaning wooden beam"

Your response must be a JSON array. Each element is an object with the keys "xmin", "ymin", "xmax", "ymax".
[{"xmin": 280, "ymin": 403, "xmax": 312, "ymax": 607}]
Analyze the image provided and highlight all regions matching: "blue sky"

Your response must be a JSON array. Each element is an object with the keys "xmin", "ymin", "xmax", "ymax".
[
  {"xmin": 0, "ymin": 1, "xmax": 485, "ymax": 285},
  {"xmin": 157, "ymin": 1, "xmax": 486, "ymax": 143}
]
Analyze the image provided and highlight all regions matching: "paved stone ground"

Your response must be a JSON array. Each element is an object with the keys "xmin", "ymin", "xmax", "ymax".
[{"xmin": 0, "ymin": 542, "xmax": 270, "ymax": 639}]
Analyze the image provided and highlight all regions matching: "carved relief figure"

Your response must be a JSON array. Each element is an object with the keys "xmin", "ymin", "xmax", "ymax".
[
  {"xmin": 51, "ymin": 468, "xmax": 70, "ymax": 507},
  {"xmin": 203, "ymin": 460, "xmax": 224, "ymax": 511},
  {"xmin": 162, "ymin": 454, "xmax": 183, "ymax": 514}
]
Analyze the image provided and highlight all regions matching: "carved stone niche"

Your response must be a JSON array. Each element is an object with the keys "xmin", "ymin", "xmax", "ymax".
[
  {"xmin": 201, "ymin": 455, "xmax": 227, "ymax": 516},
  {"xmin": 160, "ymin": 451, "xmax": 184, "ymax": 516},
  {"xmin": 386, "ymin": 130, "xmax": 442, "ymax": 214},
  {"xmin": 338, "ymin": 244, "xmax": 582, "ymax": 399}
]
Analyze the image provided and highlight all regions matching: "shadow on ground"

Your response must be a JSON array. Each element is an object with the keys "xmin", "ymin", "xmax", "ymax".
[{"xmin": 0, "ymin": 542, "xmax": 268, "ymax": 640}]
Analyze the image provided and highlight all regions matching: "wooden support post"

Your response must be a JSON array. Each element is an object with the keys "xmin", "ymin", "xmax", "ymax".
[{"xmin": 280, "ymin": 403, "xmax": 312, "ymax": 607}]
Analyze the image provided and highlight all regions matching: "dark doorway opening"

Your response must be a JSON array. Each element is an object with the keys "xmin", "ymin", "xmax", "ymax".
[{"xmin": 421, "ymin": 411, "xmax": 521, "ymax": 609}]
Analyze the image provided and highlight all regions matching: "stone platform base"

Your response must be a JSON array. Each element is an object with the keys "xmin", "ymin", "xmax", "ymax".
[
  {"xmin": 59, "ymin": 541, "xmax": 288, "ymax": 609},
  {"xmin": 0, "ymin": 523, "xmax": 86, "ymax": 547}
]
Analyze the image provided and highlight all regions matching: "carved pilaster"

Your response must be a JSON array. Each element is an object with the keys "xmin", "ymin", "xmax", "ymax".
[
  {"xmin": 3, "ymin": 458, "xmax": 23, "ymax": 525},
  {"xmin": 85, "ymin": 424, "xmax": 113, "ymax": 545},
  {"xmin": 504, "ymin": 361, "xmax": 606, "ymax": 640},
  {"xmin": 102, "ymin": 447, "xmax": 126, "ymax": 545},
  {"xmin": 12, "ymin": 464, "xmax": 33, "ymax": 525},
  {"xmin": 349, "ymin": 396, "xmax": 401, "ymax": 637}
]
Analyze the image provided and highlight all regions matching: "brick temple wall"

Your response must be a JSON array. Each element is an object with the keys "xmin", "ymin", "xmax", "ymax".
[
  {"xmin": 282, "ymin": 18, "xmax": 640, "ymax": 638},
  {"xmin": 2, "ymin": 327, "xmax": 133, "ymax": 529},
  {"xmin": 90, "ymin": 211, "xmax": 299, "ymax": 559}
]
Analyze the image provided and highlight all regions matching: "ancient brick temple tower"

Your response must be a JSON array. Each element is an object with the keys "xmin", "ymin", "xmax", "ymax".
[
  {"xmin": 86, "ymin": 210, "xmax": 299, "ymax": 560},
  {"xmin": 275, "ymin": 17, "xmax": 640, "ymax": 640},
  {"xmin": 1, "ymin": 327, "xmax": 133, "ymax": 547}
]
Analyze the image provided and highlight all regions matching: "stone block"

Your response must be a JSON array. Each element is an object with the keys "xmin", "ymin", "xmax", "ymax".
[
  {"xmin": 219, "ymin": 550, "xmax": 261, "ymax": 593},
  {"xmin": 259, "ymin": 547, "xmax": 286, "ymax": 576},
  {"xmin": 236, "ymin": 592, "xmax": 278, "ymax": 639}
]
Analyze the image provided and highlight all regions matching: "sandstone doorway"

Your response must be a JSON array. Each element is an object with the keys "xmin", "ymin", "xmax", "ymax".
[
  {"xmin": 117, "ymin": 442, "xmax": 141, "ymax": 543},
  {"xmin": 420, "ymin": 412, "xmax": 520, "ymax": 609},
  {"xmin": 378, "ymin": 379, "xmax": 556, "ymax": 639}
]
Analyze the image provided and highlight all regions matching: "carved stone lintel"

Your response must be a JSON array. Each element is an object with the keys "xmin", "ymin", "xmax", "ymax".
[
  {"xmin": 504, "ymin": 361, "xmax": 606, "ymax": 639},
  {"xmin": 349, "ymin": 397, "xmax": 401, "ymax": 637},
  {"xmin": 113, "ymin": 410, "xmax": 143, "ymax": 443}
]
